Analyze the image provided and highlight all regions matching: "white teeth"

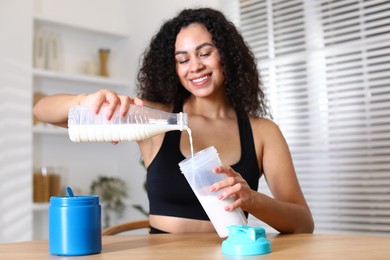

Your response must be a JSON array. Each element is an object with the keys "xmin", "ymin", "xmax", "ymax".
[{"xmin": 192, "ymin": 75, "xmax": 208, "ymax": 83}]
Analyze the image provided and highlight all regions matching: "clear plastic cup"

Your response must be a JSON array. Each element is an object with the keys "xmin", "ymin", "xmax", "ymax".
[{"xmin": 178, "ymin": 146, "xmax": 247, "ymax": 237}]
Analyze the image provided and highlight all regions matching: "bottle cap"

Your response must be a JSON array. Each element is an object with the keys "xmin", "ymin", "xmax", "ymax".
[{"xmin": 222, "ymin": 225, "xmax": 272, "ymax": 255}]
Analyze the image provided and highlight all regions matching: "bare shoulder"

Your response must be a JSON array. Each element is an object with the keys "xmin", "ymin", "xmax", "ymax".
[
  {"xmin": 247, "ymin": 117, "xmax": 287, "ymax": 172},
  {"xmin": 248, "ymin": 116, "xmax": 289, "ymax": 152},
  {"xmin": 249, "ymin": 117, "xmax": 282, "ymax": 136}
]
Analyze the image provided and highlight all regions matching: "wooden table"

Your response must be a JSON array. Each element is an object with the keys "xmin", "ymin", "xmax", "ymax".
[{"xmin": 0, "ymin": 233, "xmax": 389, "ymax": 259}]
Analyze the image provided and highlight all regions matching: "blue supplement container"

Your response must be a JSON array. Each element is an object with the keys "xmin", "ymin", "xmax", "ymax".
[{"xmin": 49, "ymin": 195, "xmax": 101, "ymax": 256}]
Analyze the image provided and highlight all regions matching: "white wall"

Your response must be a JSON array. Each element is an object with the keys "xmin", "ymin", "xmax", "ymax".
[{"xmin": 0, "ymin": 0, "xmax": 33, "ymax": 242}]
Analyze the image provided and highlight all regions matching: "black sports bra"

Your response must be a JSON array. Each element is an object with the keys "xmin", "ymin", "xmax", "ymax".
[{"xmin": 146, "ymin": 104, "xmax": 260, "ymax": 220}]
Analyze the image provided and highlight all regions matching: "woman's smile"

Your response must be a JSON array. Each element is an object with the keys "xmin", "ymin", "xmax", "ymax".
[{"xmin": 190, "ymin": 74, "xmax": 211, "ymax": 85}]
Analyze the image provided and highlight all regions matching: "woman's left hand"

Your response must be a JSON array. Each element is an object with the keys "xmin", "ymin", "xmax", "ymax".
[{"xmin": 209, "ymin": 166, "xmax": 254, "ymax": 212}]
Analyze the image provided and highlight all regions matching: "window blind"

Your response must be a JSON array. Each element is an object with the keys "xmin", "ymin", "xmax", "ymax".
[{"xmin": 237, "ymin": 0, "xmax": 390, "ymax": 235}]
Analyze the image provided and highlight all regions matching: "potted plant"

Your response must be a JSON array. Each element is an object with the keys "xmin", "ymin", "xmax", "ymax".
[{"xmin": 90, "ymin": 176, "xmax": 128, "ymax": 228}]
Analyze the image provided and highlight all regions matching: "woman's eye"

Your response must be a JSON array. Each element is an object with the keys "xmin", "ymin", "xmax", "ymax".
[
  {"xmin": 200, "ymin": 52, "xmax": 211, "ymax": 57},
  {"xmin": 177, "ymin": 59, "xmax": 189, "ymax": 64}
]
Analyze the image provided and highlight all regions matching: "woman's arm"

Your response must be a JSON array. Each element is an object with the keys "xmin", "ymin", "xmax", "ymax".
[
  {"xmin": 211, "ymin": 118, "xmax": 314, "ymax": 233},
  {"xmin": 33, "ymin": 93, "xmax": 86, "ymax": 127},
  {"xmin": 256, "ymin": 119, "xmax": 314, "ymax": 233}
]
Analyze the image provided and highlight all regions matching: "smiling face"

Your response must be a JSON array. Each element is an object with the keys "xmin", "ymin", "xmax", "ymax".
[{"xmin": 175, "ymin": 23, "xmax": 225, "ymax": 98}]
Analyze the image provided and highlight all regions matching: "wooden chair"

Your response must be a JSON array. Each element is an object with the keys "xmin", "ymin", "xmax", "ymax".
[{"xmin": 102, "ymin": 219, "xmax": 150, "ymax": 235}]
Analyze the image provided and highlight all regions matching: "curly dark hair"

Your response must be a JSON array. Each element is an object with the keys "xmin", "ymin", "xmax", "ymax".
[{"xmin": 136, "ymin": 7, "xmax": 270, "ymax": 118}]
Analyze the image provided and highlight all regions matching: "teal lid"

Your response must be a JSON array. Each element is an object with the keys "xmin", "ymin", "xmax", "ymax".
[{"xmin": 222, "ymin": 225, "xmax": 272, "ymax": 256}]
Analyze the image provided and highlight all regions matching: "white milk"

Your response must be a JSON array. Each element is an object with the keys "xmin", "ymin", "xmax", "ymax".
[
  {"xmin": 69, "ymin": 124, "xmax": 186, "ymax": 142},
  {"xmin": 186, "ymin": 127, "xmax": 194, "ymax": 158},
  {"xmin": 197, "ymin": 195, "xmax": 247, "ymax": 237}
]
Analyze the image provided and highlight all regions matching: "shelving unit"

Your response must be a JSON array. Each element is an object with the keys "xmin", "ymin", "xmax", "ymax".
[
  {"xmin": 32, "ymin": 12, "xmax": 132, "ymax": 239},
  {"xmin": 33, "ymin": 68, "xmax": 131, "ymax": 89},
  {"xmin": 33, "ymin": 124, "xmax": 68, "ymax": 135},
  {"xmin": 33, "ymin": 13, "xmax": 128, "ymax": 38},
  {"xmin": 32, "ymin": 11, "xmax": 131, "ymax": 85},
  {"xmin": 32, "ymin": 202, "xmax": 50, "ymax": 212}
]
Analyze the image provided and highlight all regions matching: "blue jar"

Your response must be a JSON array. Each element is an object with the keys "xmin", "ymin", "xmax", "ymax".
[{"xmin": 49, "ymin": 195, "xmax": 101, "ymax": 256}]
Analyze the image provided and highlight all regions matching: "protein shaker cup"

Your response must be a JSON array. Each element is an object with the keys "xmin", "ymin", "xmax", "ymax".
[{"xmin": 179, "ymin": 146, "xmax": 247, "ymax": 237}]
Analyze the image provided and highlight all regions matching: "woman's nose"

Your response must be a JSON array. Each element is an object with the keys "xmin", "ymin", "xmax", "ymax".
[{"xmin": 190, "ymin": 58, "xmax": 205, "ymax": 72}]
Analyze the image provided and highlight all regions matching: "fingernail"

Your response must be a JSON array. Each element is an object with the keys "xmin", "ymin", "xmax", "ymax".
[
  {"xmin": 209, "ymin": 186, "xmax": 216, "ymax": 192},
  {"xmin": 217, "ymin": 193, "xmax": 224, "ymax": 200}
]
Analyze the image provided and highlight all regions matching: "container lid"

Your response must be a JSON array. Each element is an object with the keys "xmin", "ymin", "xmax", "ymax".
[
  {"xmin": 178, "ymin": 146, "xmax": 219, "ymax": 173},
  {"xmin": 222, "ymin": 225, "xmax": 272, "ymax": 256},
  {"xmin": 50, "ymin": 195, "xmax": 100, "ymax": 207}
]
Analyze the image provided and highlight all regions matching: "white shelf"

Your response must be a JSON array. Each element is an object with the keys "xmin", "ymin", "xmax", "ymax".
[
  {"xmin": 33, "ymin": 203, "xmax": 49, "ymax": 212},
  {"xmin": 33, "ymin": 13, "xmax": 128, "ymax": 38},
  {"xmin": 33, "ymin": 68, "xmax": 131, "ymax": 89},
  {"xmin": 33, "ymin": 124, "xmax": 68, "ymax": 135}
]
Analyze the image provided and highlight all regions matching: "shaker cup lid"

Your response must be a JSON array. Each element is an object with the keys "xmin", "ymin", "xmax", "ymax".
[{"xmin": 222, "ymin": 225, "xmax": 272, "ymax": 255}]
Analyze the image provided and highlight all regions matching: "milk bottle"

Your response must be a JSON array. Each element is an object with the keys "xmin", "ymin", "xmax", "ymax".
[{"xmin": 68, "ymin": 105, "xmax": 188, "ymax": 142}]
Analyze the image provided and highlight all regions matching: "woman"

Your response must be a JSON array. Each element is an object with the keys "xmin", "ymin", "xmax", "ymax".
[{"xmin": 34, "ymin": 8, "xmax": 314, "ymax": 234}]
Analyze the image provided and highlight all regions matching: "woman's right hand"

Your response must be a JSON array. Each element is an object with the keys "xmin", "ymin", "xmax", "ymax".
[
  {"xmin": 79, "ymin": 89, "xmax": 144, "ymax": 120},
  {"xmin": 78, "ymin": 89, "xmax": 145, "ymax": 145},
  {"xmin": 33, "ymin": 89, "xmax": 144, "ymax": 129}
]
